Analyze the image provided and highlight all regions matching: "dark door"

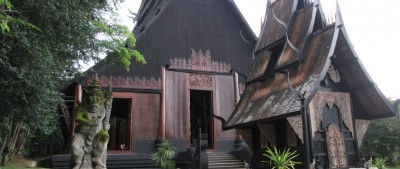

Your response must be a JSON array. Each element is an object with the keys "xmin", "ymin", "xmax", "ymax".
[
  {"xmin": 190, "ymin": 90, "xmax": 214, "ymax": 149},
  {"xmin": 108, "ymin": 98, "xmax": 131, "ymax": 151}
]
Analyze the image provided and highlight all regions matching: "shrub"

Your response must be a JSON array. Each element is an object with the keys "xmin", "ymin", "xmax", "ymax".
[
  {"xmin": 151, "ymin": 141, "xmax": 176, "ymax": 169},
  {"xmin": 262, "ymin": 146, "xmax": 301, "ymax": 169}
]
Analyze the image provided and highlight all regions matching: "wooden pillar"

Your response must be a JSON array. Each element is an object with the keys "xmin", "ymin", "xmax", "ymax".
[
  {"xmin": 72, "ymin": 84, "xmax": 82, "ymax": 136},
  {"xmin": 159, "ymin": 67, "xmax": 166, "ymax": 140},
  {"xmin": 233, "ymin": 72, "xmax": 242, "ymax": 139}
]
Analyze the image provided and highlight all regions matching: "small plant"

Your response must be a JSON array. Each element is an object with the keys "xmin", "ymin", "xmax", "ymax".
[
  {"xmin": 373, "ymin": 157, "xmax": 388, "ymax": 169},
  {"xmin": 262, "ymin": 146, "xmax": 301, "ymax": 169},
  {"xmin": 151, "ymin": 141, "xmax": 176, "ymax": 169}
]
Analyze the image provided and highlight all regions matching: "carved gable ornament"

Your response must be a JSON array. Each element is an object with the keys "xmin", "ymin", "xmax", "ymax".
[
  {"xmin": 328, "ymin": 64, "xmax": 341, "ymax": 83},
  {"xmin": 169, "ymin": 49, "xmax": 231, "ymax": 73},
  {"xmin": 309, "ymin": 91, "xmax": 354, "ymax": 138}
]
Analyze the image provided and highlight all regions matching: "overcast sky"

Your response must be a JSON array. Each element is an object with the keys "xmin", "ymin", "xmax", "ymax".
[{"xmin": 115, "ymin": 0, "xmax": 400, "ymax": 99}]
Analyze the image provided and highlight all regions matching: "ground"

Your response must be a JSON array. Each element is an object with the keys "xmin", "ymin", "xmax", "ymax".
[{"xmin": 1, "ymin": 156, "xmax": 49, "ymax": 169}]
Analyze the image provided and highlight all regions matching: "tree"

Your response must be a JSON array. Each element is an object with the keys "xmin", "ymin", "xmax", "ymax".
[
  {"xmin": 361, "ymin": 100, "xmax": 400, "ymax": 166},
  {"xmin": 0, "ymin": 0, "xmax": 144, "ymax": 165}
]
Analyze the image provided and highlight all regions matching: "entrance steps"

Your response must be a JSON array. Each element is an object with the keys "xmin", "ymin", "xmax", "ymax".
[{"xmin": 207, "ymin": 152, "xmax": 247, "ymax": 169}]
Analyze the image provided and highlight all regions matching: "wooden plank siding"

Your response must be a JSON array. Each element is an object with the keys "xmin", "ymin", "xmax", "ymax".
[
  {"xmin": 164, "ymin": 71, "xmax": 188, "ymax": 139},
  {"xmin": 112, "ymin": 92, "xmax": 160, "ymax": 150},
  {"xmin": 213, "ymin": 75, "xmax": 236, "ymax": 139},
  {"xmin": 163, "ymin": 69, "xmax": 238, "ymax": 148}
]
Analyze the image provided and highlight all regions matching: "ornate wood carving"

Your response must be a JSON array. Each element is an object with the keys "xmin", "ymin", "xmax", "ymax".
[
  {"xmin": 169, "ymin": 49, "xmax": 231, "ymax": 73},
  {"xmin": 86, "ymin": 75, "xmax": 161, "ymax": 90},
  {"xmin": 355, "ymin": 119, "xmax": 370, "ymax": 147},
  {"xmin": 328, "ymin": 64, "xmax": 341, "ymax": 83},
  {"xmin": 310, "ymin": 92, "xmax": 353, "ymax": 137},
  {"xmin": 326, "ymin": 124, "xmax": 348, "ymax": 168},
  {"xmin": 189, "ymin": 74, "xmax": 212, "ymax": 88},
  {"xmin": 287, "ymin": 117, "xmax": 303, "ymax": 143}
]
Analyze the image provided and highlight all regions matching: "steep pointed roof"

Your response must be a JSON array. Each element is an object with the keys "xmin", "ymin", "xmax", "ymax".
[
  {"xmin": 78, "ymin": 0, "xmax": 256, "ymax": 87},
  {"xmin": 225, "ymin": 0, "xmax": 395, "ymax": 129}
]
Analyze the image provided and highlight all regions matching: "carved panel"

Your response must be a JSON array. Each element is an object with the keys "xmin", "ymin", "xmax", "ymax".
[
  {"xmin": 310, "ymin": 91, "xmax": 353, "ymax": 137},
  {"xmin": 355, "ymin": 119, "xmax": 370, "ymax": 147},
  {"xmin": 326, "ymin": 124, "xmax": 348, "ymax": 168},
  {"xmin": 169, "ymin": 49, "xmax": 231, "ymax": 73},
  {"xmin": 287, "ymin": 117, "xmax": 303, "ymax": 143},
  {"xmin": 86, "ymin": 75, "xmax": 161, "ymax": 90},
  {"xmin": 189, "ymin": 74, "xmax": 212, "ymax": 88}
]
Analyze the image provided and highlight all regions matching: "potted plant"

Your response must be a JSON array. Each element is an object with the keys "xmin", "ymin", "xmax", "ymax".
[{"xmin": 262, "ymin": 146, "xmax": 301, "ymax": 169}]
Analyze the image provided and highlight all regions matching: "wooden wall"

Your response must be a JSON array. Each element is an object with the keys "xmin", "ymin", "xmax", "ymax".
[
  {"xmin": 112, "ymin": 92, "xmax": 160, "ymax": 141},
  {"xmin": 164, "ymin": 71, "xmax": 188, "ymax": 139},
  {"xmin": 163, "ymin": 70, "xmax": 237, "ymax": 146},
  {"xmin": 213, "ymin": 75, "xmax": 236, "ymax": 139}
]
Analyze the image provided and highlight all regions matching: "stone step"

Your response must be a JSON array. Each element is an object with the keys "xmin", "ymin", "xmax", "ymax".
[
  {"xmin": 207, "ymin": 152, "xmax": 246, "ymax": 169},
  {"xmin": 209, "ymin": 161, "xmax": 244, "ymax": 166}
]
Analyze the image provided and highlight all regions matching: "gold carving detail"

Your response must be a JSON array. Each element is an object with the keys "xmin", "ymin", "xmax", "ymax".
[{"xmin": 326, "ymin": 124, "xmax": 348, "ymax": 168}]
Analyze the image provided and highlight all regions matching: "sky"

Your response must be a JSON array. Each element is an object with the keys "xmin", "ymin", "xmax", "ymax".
[{"xmin": 115, "ymin": 0, "xmax": 400, "ymax": 99}]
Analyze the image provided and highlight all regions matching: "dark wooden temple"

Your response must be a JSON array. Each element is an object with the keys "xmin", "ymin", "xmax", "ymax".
[
  {"xmin": 224, "ymin": 0, "xmax": 396, "ymax": 169},
  {"xmin": 54, "ymin": 0, "xmax": 255, "ymax": 168}
]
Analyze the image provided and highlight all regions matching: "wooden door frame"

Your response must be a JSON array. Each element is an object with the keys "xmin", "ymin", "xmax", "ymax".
[
  {"xmin": 107, "ymin": 92, "xmax": 135, "ymax": 153},
  {"xmin": 185, "ymin": 73, "xmax": 215, "ymax": 149}
]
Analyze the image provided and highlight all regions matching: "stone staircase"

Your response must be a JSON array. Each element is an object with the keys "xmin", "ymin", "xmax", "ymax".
[{"xmin": 207, "ymin": 152, "xmax": 247, "ymax": 169}]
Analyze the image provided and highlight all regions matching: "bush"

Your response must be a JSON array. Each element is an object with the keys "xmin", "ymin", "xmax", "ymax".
[
  {"xmin": 151, "ymin": 141, "xmax": 176, "ymax": 169},
  {"xmin": 374, "ymin": 157, "xmax": 388, "ymax": 169}
]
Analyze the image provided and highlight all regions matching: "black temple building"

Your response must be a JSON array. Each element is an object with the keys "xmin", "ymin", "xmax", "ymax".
[
  {"xmin": 54, "ymin": 0, "xmax": 257, "ymax": 168},
  {"xmin": 224, "ymin": 0, "xmax": 396, "ymax": 168},
  {"xmin": 54, "ymin": 0, "xmax": 396, "ymax": 168}
]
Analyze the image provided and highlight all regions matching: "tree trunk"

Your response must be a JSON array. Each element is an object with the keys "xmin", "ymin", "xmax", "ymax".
[
  {"xmin": 0, "ymin": 137, "xmax": 8, "ymax": 163},
  {"xmin": 1, "ymin": 119, "xmax": 23, "ymax": 165}
]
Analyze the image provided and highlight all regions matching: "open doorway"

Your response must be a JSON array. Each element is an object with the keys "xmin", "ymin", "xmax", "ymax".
[
  {"xmin": 190, "ymin": 90, "xmax": 214, "ymax": 149},
  {"xmin": 108, "ymin": 98, "xmax": 131, "ymax": 151}
]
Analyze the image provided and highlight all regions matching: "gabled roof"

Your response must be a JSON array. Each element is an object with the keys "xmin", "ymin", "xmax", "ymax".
[
  {"xmin": 76, "ymin": 0, "xmax": 256, "ymax": 87},
  {"xmin": 224, "ymin": 0, "xmax": 395, "ymax": 129}
]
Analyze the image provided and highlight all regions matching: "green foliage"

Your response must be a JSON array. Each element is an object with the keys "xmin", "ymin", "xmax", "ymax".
[
  {"xmin": 374, "ymin": 157, "xmax": 389, "ymax": 169},
  {"xmin": 0, "ymin": 0, "xmax": 40, "ymax": 32},
  {"xmin": 262, "ymin": 146, "xmax": 301, "ymax": 169},
  {"xmin": 361, "ymin": 117, "xmax": 400, "ymax": 166},
  {"xmin": 151, "ymin": 141, "xmax": 176, "ymax": 169},
  {"xmin": 0, "ymin": 0, "xmax": 143, "ymax": 164},
  {"xmin": 93, "ymin": 20, "xmax": 146, "ymax": 71},
  {"xmin": 26, "ymin": 128, "xmax": 65, "ymax": 158}
]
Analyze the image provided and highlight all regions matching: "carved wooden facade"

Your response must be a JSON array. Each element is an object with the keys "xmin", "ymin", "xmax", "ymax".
[
  {"xmin": 310, "ymin": 91, "xmax": 357, "ymax": 168},
  {"xmin": 86, "ymin": 76, "xmax": 161, "ymax": 90},
  {"xmin": 223, "ymin": 0, "xmax": 396, "ymax": 168},
  {"xmin": 169, "ymin": 49, "xmax": 231, "ymax": 73},
  {"xmin": 161, "ymin": 49, "xmax": 240, "ymax": 148}
]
